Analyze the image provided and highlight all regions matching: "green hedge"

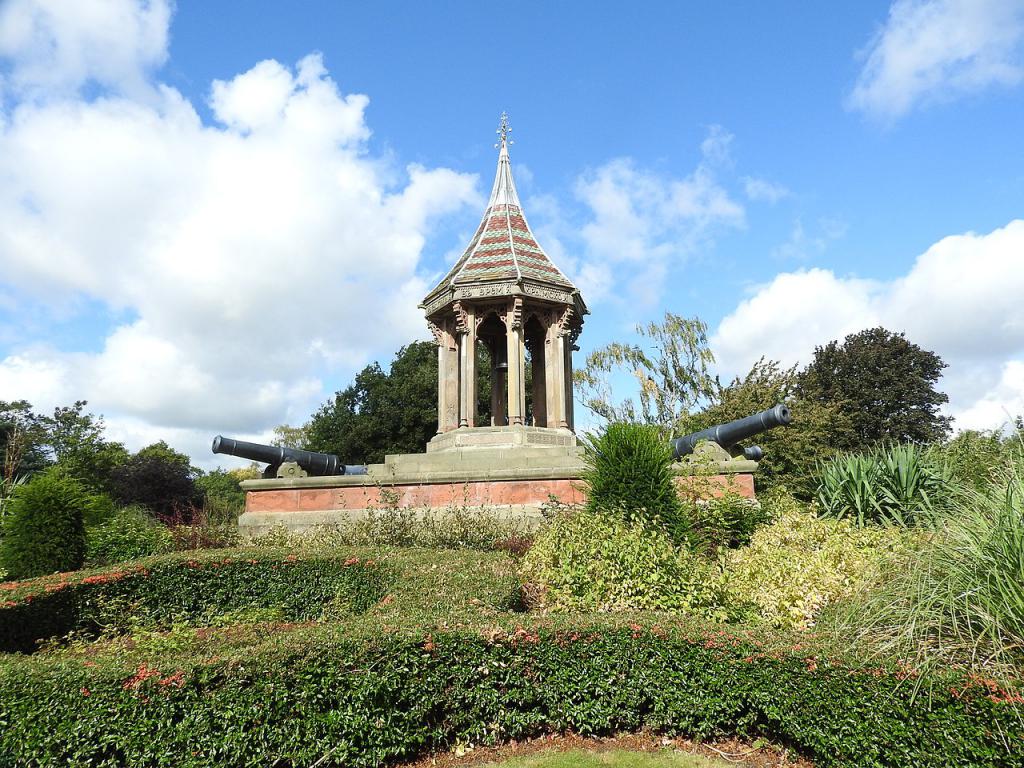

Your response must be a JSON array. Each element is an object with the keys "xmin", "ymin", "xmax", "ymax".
[
  {"xmin": 0, "ymin": 626, "xmax": 1020, "ymax": 767},
  {"xmin": 0, "ymin": 549, "xmax": 391, "ymax": 652}
]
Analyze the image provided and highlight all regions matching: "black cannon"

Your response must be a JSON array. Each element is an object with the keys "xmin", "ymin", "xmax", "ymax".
[
  {"xmin": 671, "ymin": 404, "xmax": 792, "ymax": 461},
  {"xmin": 211, "ymin": 435, "xmax": 368, "ymax": 478}
]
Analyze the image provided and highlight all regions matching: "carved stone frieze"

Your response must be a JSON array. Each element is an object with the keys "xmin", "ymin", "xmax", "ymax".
[
  {"xmin": 522, "ymin": 282, "xmax": 572, "ymax": 304},
  {"xmin": 423, "ymin": 290, "xmax": 452, "ymax": 316},
  {"xmin": 455, "ymin": 282, "xmax": 518, "ymax": 300}
]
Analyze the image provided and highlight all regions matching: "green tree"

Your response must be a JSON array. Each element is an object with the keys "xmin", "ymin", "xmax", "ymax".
[
  {"xmin": 0, "ymin": 400, "xmax": 48, "ymax": 480},
  {"xmin": 306, "ymin": 341, "xmax": 438, "ymax": 464},
  {"xmin": 575, "ymin": 312, "xmax": 716, "ymax": 432},
  {"xmin": 271, "ymin": 424, "xmax": 312, "ymax": 449},
  {"xmin": 110, "ymin": 442, "xmax": 201, "ymax": 521},
  {"xmin": 683, "ymin": 358, "xmax": 852, "ymax": 498},
  {"xmin": 799, "ymin": 327, "xmax": 952, "ymax": 453},
  {"xmin": 0, "ymin": 400, "xmax": 128, "ymax": 493}
]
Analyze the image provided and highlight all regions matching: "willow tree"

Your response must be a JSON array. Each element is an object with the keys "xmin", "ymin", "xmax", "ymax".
[{"xmin": 574, "ymin": 312, "xmax": 716, "ymax": 434}]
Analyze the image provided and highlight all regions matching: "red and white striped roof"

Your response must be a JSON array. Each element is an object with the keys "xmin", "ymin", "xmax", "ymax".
[{"xmin": 425, "ymin": 117, "xmax": 576, "ymax": 298}]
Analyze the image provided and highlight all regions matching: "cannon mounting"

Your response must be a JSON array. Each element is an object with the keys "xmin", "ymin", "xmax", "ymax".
[{"xmin": 671, "ymin": 404, "xmax": 792, "ymax": 462}]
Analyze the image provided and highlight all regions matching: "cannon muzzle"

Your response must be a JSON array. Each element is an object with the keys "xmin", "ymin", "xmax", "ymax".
[
  {"xmin": 671, "ymin": 404, "xmax": 792, "ymax": 460},
  {"xmin": 211, "ymin": 436, "xmax": 368, "ymax": 477}
]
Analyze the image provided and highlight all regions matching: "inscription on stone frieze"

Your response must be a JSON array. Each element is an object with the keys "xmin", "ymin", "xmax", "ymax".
[
  {"xmin": 522, "ymin": 283, "xmax": 571, "ymax": 303},
  {"xmin": 456, "ymin": 283, "xmax": 518, "ymax": 299},
  {"xmin": 424, "ymin": 292, "xmax": 451, "ymax": 315}
]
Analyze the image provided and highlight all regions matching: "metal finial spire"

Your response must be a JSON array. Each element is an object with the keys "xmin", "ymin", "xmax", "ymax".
[{"xmin": 495, "ymin": 111, "xmax": 513, "ymax": 150}]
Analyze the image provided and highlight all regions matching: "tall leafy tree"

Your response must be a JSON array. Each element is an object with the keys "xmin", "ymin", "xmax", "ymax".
[
  {"xmin": 0, "ymin": 400, "xmax": 127, "ymax": 492},
  {"xmin": 683, "ymin": 358, "xmax": 852, "ymax": 498},
  {"xmin": 575, "ymin": 312, "xmax": 716, "ymax": 433},
  {"xmin": 110, "ymin": 441, "xmax": 202, "ymax": 521},
  {"xmin": 306, "ymin": 341, "xmax": 438, "ymax": 464},
  {"xmin": 0, "ymin": 401, "xmax": 48, "ymax": 480},
  {"xmin": 799, "ymin": 327, "xmax": 952, "ymax": 453}
]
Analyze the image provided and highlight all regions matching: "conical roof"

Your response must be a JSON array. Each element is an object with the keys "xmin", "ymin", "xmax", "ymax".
[{"xmin": 422, "ymin": 116, "xmax": 578, "ymax": 311}]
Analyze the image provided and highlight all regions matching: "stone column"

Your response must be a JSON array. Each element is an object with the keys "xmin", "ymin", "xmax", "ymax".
[
  {"xmin": 436, "ymin": 341, "xmax": 447, "ymax": 434},
  {"xmin": 457, "ymin": 304, "xmax": 476, "ymax": 428},
  {"xmin": 564, "ymin": 340, "xmax": 574, "ymax": 431},
  {"xmin": 489, "ymin": 338, "xmax": 507, "ymax": 426},
  {"xmin": 431, "ymin": 320, "xmax": 458, "ymax": 434},
  {"xmin": 506, "ymin": 299, "xmax": 524, "ymax": 426},
  {"xmin": 561, "ymin": 335, "xmax": 577, "ymax": 434},
  {"xmin": 544, "ymin": 318, "xmax": 564, "ymax": 429},
  {"xmin": 443, "ymin": 333, "xmax": 459, "ymax": 432}
]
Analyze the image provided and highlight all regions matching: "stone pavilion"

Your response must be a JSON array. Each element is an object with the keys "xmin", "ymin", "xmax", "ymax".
[{"xmin": 420, "ymin": 114, "xmax": 587, "ymax": 452}]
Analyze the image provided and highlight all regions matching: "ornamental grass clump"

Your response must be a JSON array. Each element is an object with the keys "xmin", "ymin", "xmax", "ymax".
[
  {"xmin": 583, "ymin": 422, "xmax": 690, "ymax": 545},
  {"xmin": 0, "ymin": 469, "xmax": 88, "ymax": 580},
  {"xmin": 834, "ymin": 458, "xmax": 1024, "ymax": 673}
]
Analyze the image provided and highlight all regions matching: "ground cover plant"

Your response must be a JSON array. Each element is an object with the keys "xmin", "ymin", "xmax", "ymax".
[
  {"xmin": 0, "ymin": 548, "xmax": 393, "ymax": 653},
  {"xmin": 1, "ymin": 547, "xmax": 1021, "ymax": 767},
  {"xmin": 815, "ymin": 443, "xmax": 949, "ymax": 527}
]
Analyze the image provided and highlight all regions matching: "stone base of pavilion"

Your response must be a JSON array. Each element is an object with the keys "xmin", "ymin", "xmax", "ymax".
[{"xmin": 238, "ymin": 427, "xmax": 757, "ymax": 538}]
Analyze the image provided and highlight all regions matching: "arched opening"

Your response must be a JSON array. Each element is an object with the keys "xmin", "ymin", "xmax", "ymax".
[
  {"xmin": 476, "ymin": 312, "xmax": 507, "ymax": 426},
  {"xmin": 524, "ymin": 315, "xmax": 547, "ymax": 427}
]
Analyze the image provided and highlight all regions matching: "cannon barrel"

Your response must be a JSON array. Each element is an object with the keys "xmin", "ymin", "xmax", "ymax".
[
  {"xmin": 211, "ymin": 436, "xmax": 367, "ymax": 476},
  {"xmin": 671, "ymin": 404, "xmax": 792, "ymax": 460}
]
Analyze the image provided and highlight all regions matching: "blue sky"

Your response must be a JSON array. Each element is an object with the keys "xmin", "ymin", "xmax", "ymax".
[{"xmin": 0, "ymin": 0, "xmax": 1022, "ymax": 465}]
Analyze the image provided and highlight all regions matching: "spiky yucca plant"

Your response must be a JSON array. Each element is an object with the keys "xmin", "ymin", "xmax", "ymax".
[{"xmin": 815, "ymin": 443, "xmax": 948, "ymax": 526}]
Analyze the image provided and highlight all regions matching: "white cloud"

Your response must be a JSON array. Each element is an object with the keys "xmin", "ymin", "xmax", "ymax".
[
  {"xmin": 0, "ymin": 4, "xmax": 479, "ymax": 462},
  {"xmin": 742, "ymin": 176, "xmax": 789, "ymax": 203},
  {"xmin": 848, "ymin": 0, "xmax": 1024, "ymax": 121},
  {"xmin": 713, "ymin": 220, "xmax": 1024, "ymax": 430},
  {"xmin": 771, "ymin": 217, "xmax": 847, "ymax": 261},
  {"xmin": 0, "ymin": 0, "xmax": 171, "ymax": 98},
  {"xmin": 565, "ymin": 126, "xmax": 745, "ymax": 305}
]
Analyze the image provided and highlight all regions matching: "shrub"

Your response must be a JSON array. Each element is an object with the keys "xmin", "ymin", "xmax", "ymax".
[
  {"xmin": 0, "ymin": 549, "xmax": 392, "ymax": 652},
  {"xmin": 81, "ymin": 492, "xmax": 117, "ymax": 526},
  {"xmin": 686, "ymin": 491, "xmax": 769, "ymax": 556},
  {"xmin": 250, "ymin": 494, "xmax": 531, "ymax": 552},
  {"xmin": 930, "ymin": 428, "xmax": 1019, "ymax": 492},
  {"xmin": 815, "ymin": 443, "xmax": 949, "ymax": 526},
  {"xmin": 522, "ymin": 507, "xmax": 722, "ymax": 615},
  {"xmin": 0, "ymin": 469, "xmax": 88, "ymax": 580},
  {"xmin": 164, "ymin": 504, "xmax": 241, "ymax": 552},
  {"xmin": 0, "ymin": 626, "xmax": 1020, "ymax": 767},
  {"xmin": 583, "ymin": 423, "xmax": 689, "ymax": 544},
  {"xmin": 833, "ymin": 458, "xmax": 1024, "ymax": 672},
  {"xmin": 86, "ymin": 506, "xmax": 174, "ymax": 566},
  {"xmin": 724, "ymin": 496, "xmax": 913, "ymax": 630},
  {"xmin": 195, "ymin": 469, "xmax": 246, "ymax": 526}
]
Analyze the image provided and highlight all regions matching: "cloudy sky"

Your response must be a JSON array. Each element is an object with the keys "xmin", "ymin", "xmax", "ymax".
[{"xmin": 0, "ymin": 0, "xmax": 1022, "ymax": 467}]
